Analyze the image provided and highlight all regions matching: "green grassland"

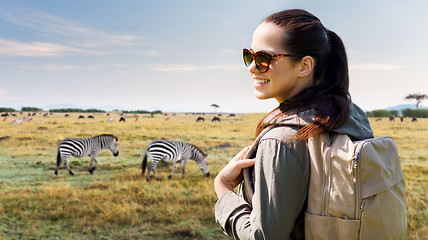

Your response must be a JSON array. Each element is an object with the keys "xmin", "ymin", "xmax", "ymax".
[{"xmin": 0, "ymin": 113, "xmax": 426, "ymax": 239}]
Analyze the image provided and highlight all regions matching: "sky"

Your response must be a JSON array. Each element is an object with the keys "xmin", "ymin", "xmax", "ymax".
[{"xmin": 1, "ymin": 0, "xmax": 427, "ymax": 113}]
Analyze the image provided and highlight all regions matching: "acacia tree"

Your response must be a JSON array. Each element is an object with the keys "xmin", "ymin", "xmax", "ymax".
[
  {"xmin": 211, "ymin": 104, "xmax": 219, "ymax": 113},
  {"xmin": 404, "ymin": 94, "xmax": 428, "ymax": 109}
]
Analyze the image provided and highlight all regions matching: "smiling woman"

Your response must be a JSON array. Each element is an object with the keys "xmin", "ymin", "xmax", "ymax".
[{"xmin": 214, "ymin": 9, "xmax": 376, "ymax": 240}]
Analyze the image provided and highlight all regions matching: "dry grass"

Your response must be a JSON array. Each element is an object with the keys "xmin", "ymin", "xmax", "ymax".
[{"xmin": 0, "ymin": 113, "xmax": 426, "ymax": 239}]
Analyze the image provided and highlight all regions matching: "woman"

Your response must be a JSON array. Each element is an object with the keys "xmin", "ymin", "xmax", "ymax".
[{"xmin": 214, "ymin": 9, "xmax": 373, "ymax": 239}]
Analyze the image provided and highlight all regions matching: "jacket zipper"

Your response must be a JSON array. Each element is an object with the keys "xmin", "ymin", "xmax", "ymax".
[
  {"xmin": 352, "ymin": 143, "xmax": 363, "ymax": 219},
  {"xmin": 321, "ymin": 147, "xmax": 332, "ymax": 216}
]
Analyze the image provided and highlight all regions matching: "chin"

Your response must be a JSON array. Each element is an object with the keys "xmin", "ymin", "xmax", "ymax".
[{"xmin": 254, "ymin": 91, "xmax": 270, "ymax": 100}]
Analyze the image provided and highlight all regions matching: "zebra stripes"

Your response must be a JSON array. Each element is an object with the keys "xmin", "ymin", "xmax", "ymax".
[
  {"xmin": 142, "ymin": 140, "xmax": 209, "ymax": 181},
  {"xmin": 54, "ymin": 134, "xmax": 119, "ymax": 175}
]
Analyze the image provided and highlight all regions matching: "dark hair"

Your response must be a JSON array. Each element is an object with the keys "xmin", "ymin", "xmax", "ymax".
[{"xmin": 255, "ymin": 9, "xmax": 351, "ymax": 140}]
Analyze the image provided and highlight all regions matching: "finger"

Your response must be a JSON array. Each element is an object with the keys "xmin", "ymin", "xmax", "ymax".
[
  {"xmin": 233, "ymin": 146, "xmax": 252, "ymax": 161},
  {"xmin": 235, "ymin": 158, "xmax": 255, "ymax": 169}
]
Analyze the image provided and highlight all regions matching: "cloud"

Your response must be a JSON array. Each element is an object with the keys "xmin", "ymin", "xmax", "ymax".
[
  {"xmin": 349, "ymin": 63, "xmax": 405, "ymax": 71},
  {"xmin": 142, "ymin": 50, "xmax": 161, "ymax": 57},
  {"xmin": 40, "ymin": 64, "xmax": 77, "ymax": 71},
  {"xmin": 152, "ymin": 64, "xmax": 241, "ymax": 73},
  {"xmin": 84, "ymin": 63, "xmax": 130, "ymax": 71},
  {"xmin": 0, "ymin": 88, "xmax": 20, "ymax": 101},
  {"xmin": 152, "ymin": 64, "xmax": 198, "ymax": 73},
  {"xmin": 0, "ymin": 39, "xmax": 103, "ymax": 57},
  {"xmin": 0, "ymin": 7, "xmax": 138, "ymax": 49}
]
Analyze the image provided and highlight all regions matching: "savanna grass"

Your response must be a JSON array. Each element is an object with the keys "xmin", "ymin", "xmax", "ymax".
[{"xmin": 0, "ymin": 113, "xmax": 426, "ymax": 239}]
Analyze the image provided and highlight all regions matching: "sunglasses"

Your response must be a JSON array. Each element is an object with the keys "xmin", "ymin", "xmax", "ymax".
[{"xmin": 243, "ymin": 48, "xmax": 300, "ymax": 73}]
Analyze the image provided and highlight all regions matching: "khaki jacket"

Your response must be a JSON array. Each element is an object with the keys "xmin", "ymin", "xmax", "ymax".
[{"xmin": 215, "ymin": 103, "xmax": 374, "ymax": 240}]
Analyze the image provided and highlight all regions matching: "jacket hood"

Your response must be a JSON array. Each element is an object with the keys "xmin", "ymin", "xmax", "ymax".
[{"xmin": 261, "ymin": 102, "xmax": 374, "ymax": 141}]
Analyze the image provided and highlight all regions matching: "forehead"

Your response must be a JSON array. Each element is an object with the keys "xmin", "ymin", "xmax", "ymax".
[{"xmin": 251, "ymin": 21, "xmax": 286, "ymax": 53}]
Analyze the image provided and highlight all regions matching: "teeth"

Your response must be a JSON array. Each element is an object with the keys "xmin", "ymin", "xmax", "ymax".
[{"xmin": 255, "ymin": 79, "xmax": 270, "ymax": 84}]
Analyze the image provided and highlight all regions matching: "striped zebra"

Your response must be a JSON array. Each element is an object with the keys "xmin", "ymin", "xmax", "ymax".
[
  {"xmin": 142, "ymin": 140, "xmax": 209, "ymax": 181},
  {"xmin": 54, "ymin": 134, "xmax": 119, "ymax": 175}
]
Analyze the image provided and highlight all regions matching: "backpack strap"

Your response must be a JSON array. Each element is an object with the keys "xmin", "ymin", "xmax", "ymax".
[{"xmin": 242, "ymin": 125, "xmax": 281, "ymax": 205}]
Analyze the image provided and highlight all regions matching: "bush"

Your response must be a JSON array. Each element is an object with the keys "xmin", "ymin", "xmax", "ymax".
[
  {"xmin": 401, "ymin": 108, "xmax": 428, "ymax": 118},
  {"xmin": 366, "ymin": 109, "xmax": 392, "ymax": 117},
  {"xmin": 21, "ymin": 107, "xmax": 42, "ymax": 112},
  {"xmin": 0, "ymin": 107, "xmax": 16, "ymax": 112},
  {"xmin": 49, "ymin": 108, "xmax": 105, "ymax": 113}
]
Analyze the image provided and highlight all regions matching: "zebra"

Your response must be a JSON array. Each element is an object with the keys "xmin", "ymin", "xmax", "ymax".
[
  {"xmin": 141, "ymin": 140, "xmax": 209, "ymax": 181},
  {"xmin": 54, "ymin": 134, "xmax": 119, "ymax": 175},
  {"xmin": 12, "ymin": 119, "xmax": 23, "ymax": 125}
]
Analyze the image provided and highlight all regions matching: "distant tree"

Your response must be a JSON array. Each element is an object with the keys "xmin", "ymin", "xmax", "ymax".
[
  {"xmin": 389, "ymin": 110, "xmax": 399, "ymax": 116},
  {"xmin": 404, "ymin": 93, "xmax": 427, "ymax": 109},
  {"xmin": 123, "ymin": 110, "xmax": 151, "ymax": 114},
  {"xmin": 0, "ymin": 107, "xmax": 16, "ymax": 112},
  {"xmin": 402, "ymin": 108, "xmax": 428, "ymax": 118},
  {"xmin": 85, "ymin": 108, "xmax": 105, "ymax": 113},
  {"xmin": 151, "ymin": 110, "xmax": 163, "ymax": 114},
  {"xmin": 366, "ymin": 109, "xmax": 391, "ymax": 117},
  {"xmin": 50, "ymin": 108, "xmax": 83, "ymax": 113},
  {"xmin": 211, "ymin": 104, "xmax": 219, "ymax": 113},
  {"xmin": 21, "ymin": 107, "xmax": 42, "ymax": 112}
]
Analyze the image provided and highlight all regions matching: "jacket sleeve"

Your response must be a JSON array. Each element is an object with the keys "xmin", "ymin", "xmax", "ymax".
[{"xmin": 215, "ymin": 138, "xmax": 310, "ymax": 239}]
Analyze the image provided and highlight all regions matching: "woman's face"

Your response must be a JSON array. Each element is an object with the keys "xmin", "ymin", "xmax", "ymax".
[{"xmin": 249, "ymin": 22, "xmax": 311, "ymax": 103}]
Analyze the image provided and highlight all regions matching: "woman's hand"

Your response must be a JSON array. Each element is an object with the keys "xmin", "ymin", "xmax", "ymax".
[{"xmin": 214, "ymin": 146, "xmax": 255, "ymax": 199}]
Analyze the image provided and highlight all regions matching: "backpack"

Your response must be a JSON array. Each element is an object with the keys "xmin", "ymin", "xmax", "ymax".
[{"xmin": 243, "ymin": 127, "xmax": 407, "ymax": 240}]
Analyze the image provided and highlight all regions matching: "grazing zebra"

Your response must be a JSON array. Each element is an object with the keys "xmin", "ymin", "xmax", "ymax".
[
  {"xmin": 142, "ymin": 140, "xmax": 209, "ymax": 181},
  {"xmin": 54, "ymin": 134, "xmax": 119, "ymax": 175},
  {"xmin": 12, "ymin": 119, "xmax": 23, "ymax": 125}
]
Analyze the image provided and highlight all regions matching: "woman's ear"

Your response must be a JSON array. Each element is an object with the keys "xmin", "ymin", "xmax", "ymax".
[{"xmin": 297, "ymin": 56, "xmax": 314, "ymax": 77}]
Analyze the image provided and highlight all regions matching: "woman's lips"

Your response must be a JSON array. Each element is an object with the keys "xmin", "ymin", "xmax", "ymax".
[{"xmin": 254, "ymin": 78, "xmax": 270, "ymax": 88}]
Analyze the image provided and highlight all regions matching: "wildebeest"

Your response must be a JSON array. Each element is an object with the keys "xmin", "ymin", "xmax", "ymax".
[
  {"xmin": 55, "ymin": 134, "xmax": 119, "ymax": 175},
  {"xmin": 65, "ymin": 114, "xmax": 69, "ymax": 117},
  {"xmin": 88, "ymin": 115, "xmax": 94, "ymax": 119},
  {"xmin": 78, "ymin": 115, "xmax": 85, "ymax": 119},
  {"xmin": 412, "ymin": 117, "xmax": 417, "ymax": 122},
  {"xmin": 142, "ymin": 140, "xmax": 209, "ymax": 181},
  {"xmin": 119, "ymin": 117, "xmax": 126, "ymax": 122},
  {"xmin": 389, "ymin": 116, "xmax": 395, "ymax": 122},
  {"xmin": 212, "ymin": 116, "xmax": 221, "ymax": 122},
  {"xmin": 196, "ymin": 117, "xmax": 205, "ymax": 122}
]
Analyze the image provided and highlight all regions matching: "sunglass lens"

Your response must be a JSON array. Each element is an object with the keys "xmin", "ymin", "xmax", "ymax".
[
  {"xmin": 255, "ymin": 53, "xmax": 271, "ymax": 73},
  {"xmin": 243, "ymin": 49, "xmax": 253, "ymax": 67}
]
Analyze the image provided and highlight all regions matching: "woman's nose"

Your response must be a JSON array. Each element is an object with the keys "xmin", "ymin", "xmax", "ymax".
[{"xmin": 247, "ymin": 60, "xmax": 258, "ymax": 73}]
